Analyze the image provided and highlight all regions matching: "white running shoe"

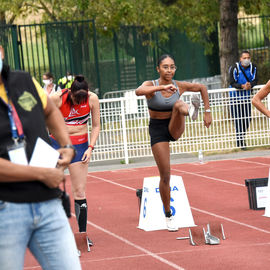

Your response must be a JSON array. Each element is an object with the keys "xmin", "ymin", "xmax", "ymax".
[
  {"xmin": 188, "ymin": 94, "xmax": 200, "ymax": 121},
  {"xmin": 166, "ymin": 216, "xmax": 179, "ymax": 232}
]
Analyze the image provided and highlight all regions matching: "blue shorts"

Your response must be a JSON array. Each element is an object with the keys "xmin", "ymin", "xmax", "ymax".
[{"xmin": 50, "ymin": 134, "xmax": 88, "ymax": 164}]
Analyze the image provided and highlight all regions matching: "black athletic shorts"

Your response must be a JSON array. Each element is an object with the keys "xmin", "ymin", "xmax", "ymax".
[{"xmin": 149, "ymin": 118, "xmax": 176, "ymax": 146}]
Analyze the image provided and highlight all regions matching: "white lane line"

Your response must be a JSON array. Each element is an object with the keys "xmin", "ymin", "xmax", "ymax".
[
  {"xmin": 87, "ymin": 175, "xmax": 185, "ymax": 269},
  {"xmin": 88, "ymin": 174, "xmax": 135, "ymax": 191},
  {"xmin": 23, "ymin": 242, "xmax": 270, "ymax": 269},
  {"xmin": 78, "ymin": 241, "xmax": 270, "ymax": 265},
  {"xmin": 171, "ymin": 168, "xmax": 245, "ymax": 187},
  {"xmin": 191, "ymin": 207, "xmax": 270, "ymax": 234},
  {"xmin": 237, "ymin": 159, "xmax": 270, "ymax": 167},
  {"xmin": 89, "ymin": 174, "xmax": 270, "ymax": 234},
  {"xmin": 78, "ymin": 215, "xmax": 185, "ymax": 270}
]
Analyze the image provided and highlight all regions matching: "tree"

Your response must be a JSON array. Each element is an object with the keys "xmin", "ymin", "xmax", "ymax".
[
  {"xmin": 0, "ymin": 0, "xmax": 25, "ymax": 24},
  {"xmin": 219, "ymin": 0, "xmax": 238, "ymax": 87},
  {"xmin": 1, "ymin": 0, "xmax": 268, "ymax": 87}
]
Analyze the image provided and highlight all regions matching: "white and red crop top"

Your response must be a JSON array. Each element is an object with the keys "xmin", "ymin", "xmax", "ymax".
[{"xmin": 60, "ymin": 89, "xmax": 90, "ymax": 125}]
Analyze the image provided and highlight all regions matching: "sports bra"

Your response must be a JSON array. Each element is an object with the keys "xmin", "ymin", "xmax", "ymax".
[
  {"xmin": 146, "ymin": 79, "xmax": 180, "ymax": 112},
  {"xmin": 60, "ymin": 89, "xmax": 90, "ymax": 125}
]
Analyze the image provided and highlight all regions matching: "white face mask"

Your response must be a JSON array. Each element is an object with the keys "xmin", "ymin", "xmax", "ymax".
[
  {"xmin": 43, "ymin": 79, "xmax": 51, "ymax": 86},
  {"xmin": 241, "ymin": 59, "xmax": 251, "ymax": 67},
  {"xmin": 67, "ymin": 75, "xmax": 73, "ymax": 80},
  {"xmin": 0, "ymin": 51, "xmax": 3, "ymax": 73}
]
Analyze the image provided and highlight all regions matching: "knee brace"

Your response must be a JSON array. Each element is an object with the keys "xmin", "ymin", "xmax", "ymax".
[{"xmin": 74, "ymin": 199, "xmax": 88, "ymax": 232}]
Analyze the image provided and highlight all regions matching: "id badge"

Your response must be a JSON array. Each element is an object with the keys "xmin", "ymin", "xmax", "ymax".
[{"xmin": 7, "ymin": 141, "xmax": 28, "ymax": 165}]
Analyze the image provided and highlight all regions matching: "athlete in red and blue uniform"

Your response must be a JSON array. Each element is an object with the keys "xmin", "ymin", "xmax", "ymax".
[{"xmin": 50, "ymin": 75, "xmax": 100, "ymax": 248}]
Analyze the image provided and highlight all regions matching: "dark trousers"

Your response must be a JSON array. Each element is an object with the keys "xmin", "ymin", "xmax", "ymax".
[{"xmin": 230, "ymin": 98, "xmax": 251, "ymax": 148}]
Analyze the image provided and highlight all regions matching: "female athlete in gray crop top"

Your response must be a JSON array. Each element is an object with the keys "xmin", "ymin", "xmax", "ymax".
[
  {"xmin": 135, "ymin": 54, "xmax": 212, "ymax": 232},
  {"xmin": 147, "ymin": 79, "xmax": 181, "ymax": 112}
]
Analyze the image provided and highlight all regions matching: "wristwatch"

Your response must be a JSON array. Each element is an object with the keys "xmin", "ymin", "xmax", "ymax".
[
  {"xmin": 62, "ymin": 144, "xmax": 77, "ymax": 158},
  {"xmin": 205, "ymin": 109, "xmax": 211, "ymax": 113}
]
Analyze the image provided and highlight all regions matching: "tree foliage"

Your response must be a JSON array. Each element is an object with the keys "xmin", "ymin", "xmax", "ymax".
[
  {"xmin": 1, "ymin": 0, "xmax": 269, "ymax": 86},
  {"xmin": 0, "ymin": 0, "xmax": 266, "ymax": 49},
  {"xmin": 1, "ymin": 0, "xmax": 268, "ymax": 42},
  {"xmin": 0, "ymin": 0, "xmax": 26, "ymax": 24},
  {"xmin": 0, "ymin": 0, "xmax": 219, "ymax": 52},
  {"xmin": 239, "ymin": 0, "xmax": 270, "ymax": 16}
]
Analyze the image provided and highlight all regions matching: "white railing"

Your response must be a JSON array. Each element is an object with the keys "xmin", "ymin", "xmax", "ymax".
[
  {"xmin": 90, "ymin": 85, "xmax": 269, "ymax": 163},
  {"xmin": 102, "ymin": 75, "xmax": 222, "ymax": 99}
]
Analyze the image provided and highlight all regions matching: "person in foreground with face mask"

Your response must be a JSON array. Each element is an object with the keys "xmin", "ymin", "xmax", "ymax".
[
  {"xmin": 0, "ymin": 45, "xmax": 81, "ymax": 269},
  {"xmin": 229, "ymin": 50, "xmax": 258, "ymax": 150},
  {"xmin": 43, "ymin": 71, "xmax": 61, "ymax": 96}
]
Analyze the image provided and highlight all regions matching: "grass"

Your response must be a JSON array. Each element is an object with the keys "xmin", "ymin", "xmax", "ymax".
[{"xmin": 90, "ymin": 105, "xmax": 270, "ymax": 160}]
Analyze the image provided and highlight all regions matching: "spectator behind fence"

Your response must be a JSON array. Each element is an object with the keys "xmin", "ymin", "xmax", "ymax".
[
  {"xmin": 58, "ymin": 71, "xmax": 75, "ymax": 89},
  {"xmin": 50, "ymin": 75, "xmax": 100, "ymax": 247},
  {"xmin": 43, "ymin": 71, "xmax": 61, "ymax": 96},
  {"xmin": 135, "ymin": 54, "xmax": 212, "ymax": 232},
  {"xmin": 229, "ymin": 50, "xmax": 258, "ymax": 150},
  {"xmin": 0, "ymin": 46, "xmax": 81, "ymax": 270},
  {"xmin": 252, "ymin": 80, "xmax": 270, "ymax": 117}
]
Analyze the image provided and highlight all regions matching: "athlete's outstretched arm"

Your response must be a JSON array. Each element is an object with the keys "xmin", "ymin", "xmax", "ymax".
[{"xmin": 252, "ymin": 80, "xmax": 270, "ymax": 117}]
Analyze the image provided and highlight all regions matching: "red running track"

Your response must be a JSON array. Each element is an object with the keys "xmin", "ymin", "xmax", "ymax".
[{"xmin": 24, "ymin": 156, "xmax": 270, "ymax": 270}]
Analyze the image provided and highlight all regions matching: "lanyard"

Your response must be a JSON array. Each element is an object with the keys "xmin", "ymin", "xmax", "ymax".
[
  {"xmin": 7, "ymin": 102, "xmax": 24, "ymax": 141},
  {"xmin": 1, "ymin": 82, "xmax": 24, "ymax": 142}
]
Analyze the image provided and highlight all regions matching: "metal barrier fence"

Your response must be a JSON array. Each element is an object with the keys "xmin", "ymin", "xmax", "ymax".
[
  {"xmin": 0, "ymin": 22, "xmax": 219, "ymax": 97},
  {"xmin": 102, "ymin": 75, "xmax": 222, "ymax": 99},
  {"xmin": 1, "ymin": 15, "xmax": 270, "ymax": 97},
  {"xmin": 238, "ymin": 16, "xmax": 270, "ymax": 63},
  {"xmin": 90, "ymin": 85, "xmax": 269, "ymax": 164}
]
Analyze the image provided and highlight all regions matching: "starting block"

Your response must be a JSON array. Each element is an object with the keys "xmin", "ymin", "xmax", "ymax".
[
  {"xmin": 189, "ymin": 226, "xmax": 206, "ymax": 246},
  {"xmin": 176, "ymin": 223, "xmax": 226, "ymax": 246},
  {"xmin": 206, "ymin": 222, "xmax": 226, "ymax": 240},
  {"xmin": 74, "ymin": 232, "xmax": 93, "ymax": 255},
  {"xmin": 203, "ymin": 226, "xmax": 220, "ymax": 245}
]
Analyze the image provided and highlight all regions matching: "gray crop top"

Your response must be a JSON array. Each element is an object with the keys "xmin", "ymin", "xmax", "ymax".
[{"xmin": 147, "ymin": 79, "xmax": 181, "ymax": 112}]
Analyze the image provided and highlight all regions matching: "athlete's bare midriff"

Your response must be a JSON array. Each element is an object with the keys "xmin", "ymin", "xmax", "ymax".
[
  {"xmin": 148, "ymin": 109, "xmax": 172, "ymax": 119},
  {"xmin": 66, "ymin": 124, "xmax": 88, "ymax": 136}
]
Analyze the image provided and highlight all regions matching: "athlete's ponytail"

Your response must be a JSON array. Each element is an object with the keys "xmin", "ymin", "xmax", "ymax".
[{"xmin": 68, "ymin": 75, "xmax": 89, "ymax": 105}]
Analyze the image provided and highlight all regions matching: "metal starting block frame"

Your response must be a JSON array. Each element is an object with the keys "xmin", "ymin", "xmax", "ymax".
[
  {"xmin": 207, "ymin": 222, "xmax": 226, "ymax": 240},
  {"xmin": 176, "ymin": 223, "xmax": 226, "ymax": 246},
  {"xmin": 74, "ymin": 232, "xmax": 93, "ymax": 255}
]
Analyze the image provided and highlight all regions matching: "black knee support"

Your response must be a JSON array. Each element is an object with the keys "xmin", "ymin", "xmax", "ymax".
[{"xmin": 74, "ymin": 199, "xmax": 88, "ymax": 232}]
